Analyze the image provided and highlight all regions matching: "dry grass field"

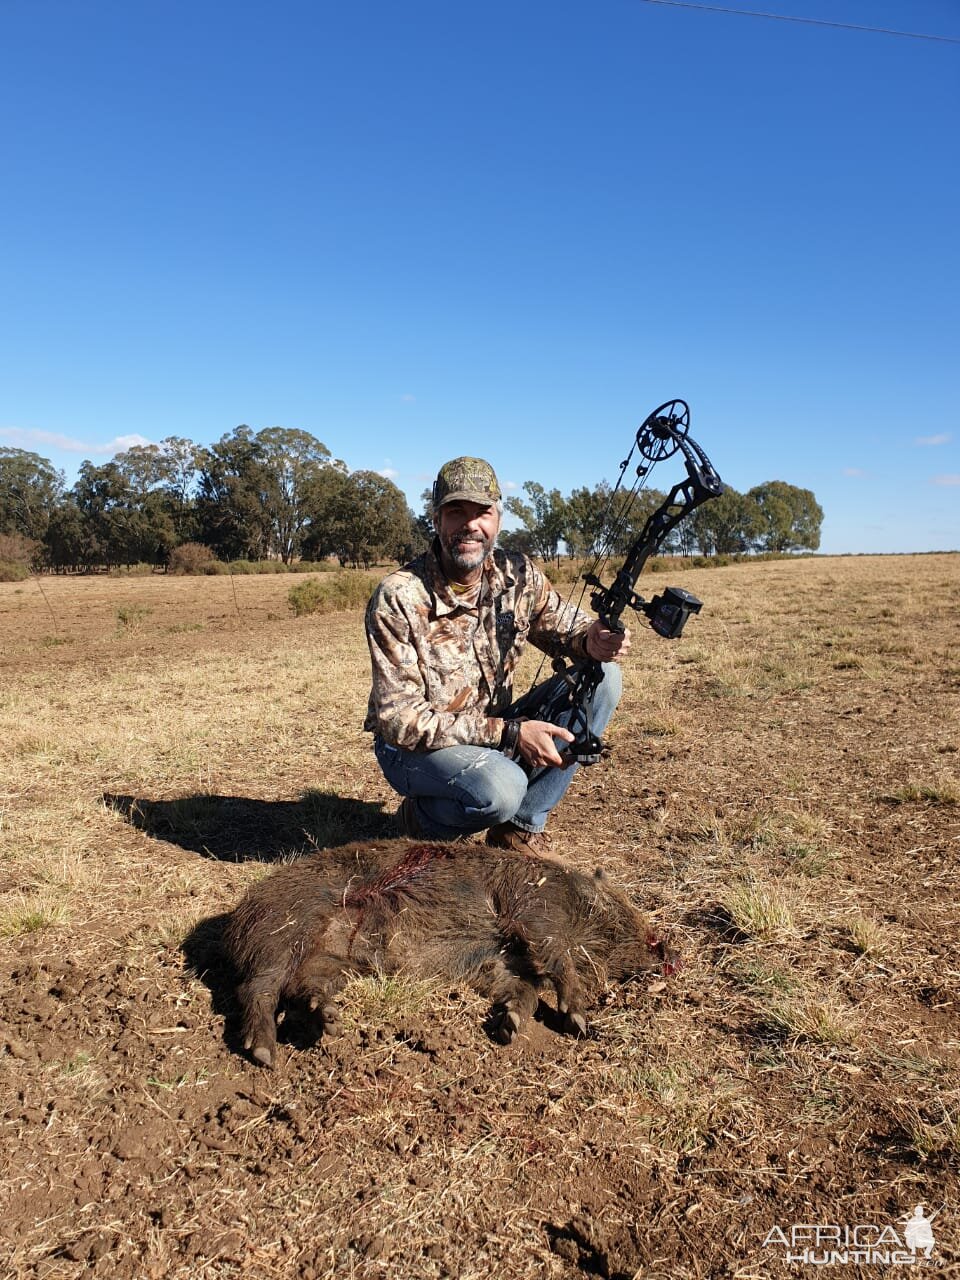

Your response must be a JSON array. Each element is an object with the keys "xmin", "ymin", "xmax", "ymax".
[{"xmin": 1, "ymin": 554, "xmax": 958, "ymax": 1278}]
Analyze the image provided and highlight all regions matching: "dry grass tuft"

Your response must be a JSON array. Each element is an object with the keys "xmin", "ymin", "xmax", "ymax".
[
  {"xmin": 762, "ymin": 988, "xmax": 860, "ymax": 1047},
  {"xmin": 0, "ymin": 892, "xmax": 70, "ymax": 937},
  {"xmin": 847, "ymin": 913, "xmax": 887, "ymax": 958},
  {"xmin": 720, "ymin": 877, "xmax": 798, "ymax": 942},
  {"xmin": 890, "ymin": 1102, "xmax": 960, "ymax": 1162},
  {"xmin": 115, "ymin": 603, "xmax": 153, "ymax": 631},
  {"xmin": 338, "ymin": 971, "xmax": 448, "ymax": 1029},
  {"xmin": 884, "ymin": 774, "xmax": 959, "ymax": 806}
]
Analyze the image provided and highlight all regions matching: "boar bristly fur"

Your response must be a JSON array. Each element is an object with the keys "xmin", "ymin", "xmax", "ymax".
[{"xmin": 222, "ymin": 839, "xmax": 675, "ymax": 1067}]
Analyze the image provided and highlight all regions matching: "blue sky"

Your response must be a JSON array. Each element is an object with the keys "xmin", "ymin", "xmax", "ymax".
[{"xmin": 1, "ymin": 0, "xmax": 957, "ymax": 554}]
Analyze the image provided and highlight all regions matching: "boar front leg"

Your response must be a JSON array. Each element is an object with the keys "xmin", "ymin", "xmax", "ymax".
[
  {"xmin": 283, "ymin": 951, "xmax": 350, "ymax": 1039},
  {"xmin": 549, "ymin": 952, "xmax": 591, "ymax": 1037}
]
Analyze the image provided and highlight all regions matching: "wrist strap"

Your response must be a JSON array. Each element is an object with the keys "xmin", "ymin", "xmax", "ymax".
[{"xmin": 499, "ymin": 719, "xmax": 521, "ymax": 760}]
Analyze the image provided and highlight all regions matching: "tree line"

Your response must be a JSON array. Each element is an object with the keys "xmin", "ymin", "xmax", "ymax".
[
  {"xmin": 0, "ymin": 427, "xmax": 426, "ymax": 571},
  {"xmin": 501, "ymin": 478, "xmax": 822, "ymax": 559},
  {"xmin": 1, "ymin": 427, "xmax": 822, "ymax": 574}
]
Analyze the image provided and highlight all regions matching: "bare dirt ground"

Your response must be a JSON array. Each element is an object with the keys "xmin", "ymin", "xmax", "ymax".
[{"xmin": 1, "ymin": 555, "xmax": 958, "ymax": 1278}]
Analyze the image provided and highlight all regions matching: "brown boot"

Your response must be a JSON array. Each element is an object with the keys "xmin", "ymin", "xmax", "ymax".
[
  {"xmin": 396, "ymin": 796, "xmax": 422, "ymax": 837},
  {"xmin": 485, "ymin": 822, "xmax": 560, "ymax": 861}
]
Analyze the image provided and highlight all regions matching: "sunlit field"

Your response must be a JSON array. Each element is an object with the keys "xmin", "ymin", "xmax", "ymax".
[{"xmin": 1, "ymin": 553, "xmax": 958, "ymax": 1277}]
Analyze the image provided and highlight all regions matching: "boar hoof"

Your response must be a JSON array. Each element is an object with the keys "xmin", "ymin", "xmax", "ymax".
[
  {"xmin": 491, "ymin": 1005, "xmax": 522, "ymax": 1044},
  {"xmin": 303, "ymin": 993, "xmax": 342, "ymax": 1037},
  {"xmin": 319, "ymin": 1004, "xmax": 342, "ymax": 1036},
  {"xmin": 564, "ymin": 1010, "xmax": 589, "ymax": 1038}
]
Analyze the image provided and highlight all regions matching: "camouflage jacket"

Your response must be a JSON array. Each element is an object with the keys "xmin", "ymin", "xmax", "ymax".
[{"xmin": 364, "ymin": 542, "xmax": 593, "ymax": 751}]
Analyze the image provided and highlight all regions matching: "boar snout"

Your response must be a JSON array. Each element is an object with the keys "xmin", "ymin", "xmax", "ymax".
[{"xmin": 646, "ymin": 934, "xmax": 682, "ymax": 977}]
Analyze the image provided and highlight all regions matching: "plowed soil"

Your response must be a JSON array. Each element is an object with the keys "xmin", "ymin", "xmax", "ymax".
[{"xmin": 1, "ymin": 554, "xmax": 958, "ymax": 1277}]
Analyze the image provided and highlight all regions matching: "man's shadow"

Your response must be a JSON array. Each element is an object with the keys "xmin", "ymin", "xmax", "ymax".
[{"xmin": 104, "ymin": 789, "xmax": 395, "ymax": 863}]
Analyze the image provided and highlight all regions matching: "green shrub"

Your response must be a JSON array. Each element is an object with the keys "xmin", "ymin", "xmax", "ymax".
[
  {"xmin": 225, "ymin": 558, "xmax": 342, "ymax": 575},
  {"xmin": 116, "ymin": 604, "xmax": 153, "ymax": 630},
  {"xmin": 290, "ymin": 558, "xmax": 334, "ymax": 572},
  {"xmin": 0, "ymin": 534, "xmax": 38, "ymax": 568},
  {"xmin": 288, "ymin": 573, "xmax": 380, "ymax": 617},
  {"xmin": 107, "ymin": 563, "xmax": 156, "ymax": 576},
  {"xmin": 0, "ymin": 561, "xmax": 30, "ymax": 582},
  {"xmin": 169, "ymin": 542, "xmax": 220, "ymax": 575},
  {"xmin": 227, "ymin": 559, "xmax": 293, "ymax": 574}
]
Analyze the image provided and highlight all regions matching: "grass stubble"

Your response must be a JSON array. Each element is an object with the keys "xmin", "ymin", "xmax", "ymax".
[{"xmin": 0, "ymin": 554, "xmax": 958, "ymax": 1277}]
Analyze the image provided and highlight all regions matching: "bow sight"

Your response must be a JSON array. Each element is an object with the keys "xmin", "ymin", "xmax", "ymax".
[{"xmin": 536, "ymin": 399, "xmax": 724, "ymax": 766}]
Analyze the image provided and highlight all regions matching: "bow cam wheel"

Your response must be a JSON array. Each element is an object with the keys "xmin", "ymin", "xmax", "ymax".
[{"xmin": 636, "ymin": 399, "xmax": 690, "ymax": 463}]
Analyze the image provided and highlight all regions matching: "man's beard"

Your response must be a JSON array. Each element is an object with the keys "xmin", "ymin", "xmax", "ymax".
[{"xmin": 440, "ymin": 528, "xmax": 495, "ymax": 573}]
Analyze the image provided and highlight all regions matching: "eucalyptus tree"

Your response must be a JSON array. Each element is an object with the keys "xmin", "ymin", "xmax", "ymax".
[
  {"xmin": 256, "ymin": 427, "xmax": 345, "ymax": 562},
  {"xmin": 71, "ymin": 459, "xmax": 177, "ymax": 567},
  {"xmin": 747, "ymin": 481, "xmax": 823, "ymax": 552},
  {"xmin": 505, "ymin": 482, "xmax": 568, "ymax": 564},
  {"xmin": 689, "ymin": 487, "xmax": 762, "ymax": 555},
  {"xmin": 564, "ymin": 484, "xmax": 609, "ymax": 560},
  {"xmin": 345, "ymin": 471, "xmax": 416, "ymax": 566},
  {"xmin": 195, "ymin": 426, "xmax": 277, "ymax": 561},
  {"xmin": 197, "ymin": 425, "xmax": 344, "ymax": 562},
  {"xmin": 114, "ymin": 437, "xmax": 203, "ymax": 543},
  {"xmin": 0, "ymin": 448, "xmax": 64, "ymax": 541}
]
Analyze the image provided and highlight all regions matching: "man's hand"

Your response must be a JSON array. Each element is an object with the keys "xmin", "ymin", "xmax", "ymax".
[
  {"xmin": 516, "ymin": 719, "xmax": 575, "ymax": 769},
  {"xmin": 585, "ymin": 621, "xmax": 631, "ymax": 662}
]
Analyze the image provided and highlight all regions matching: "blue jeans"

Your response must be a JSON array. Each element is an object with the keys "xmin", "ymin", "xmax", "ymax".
[{"xmin": 373, "ymin": 662, "xmax": 622, "ymax": 839}]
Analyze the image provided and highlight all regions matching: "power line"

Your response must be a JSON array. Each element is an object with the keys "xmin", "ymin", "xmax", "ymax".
[{"xmin": 635, "ymin": 0, "xmax": 960, "ymax": 44}]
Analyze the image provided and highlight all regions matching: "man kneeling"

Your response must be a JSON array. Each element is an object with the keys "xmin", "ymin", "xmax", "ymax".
[{"xmin": 364, "ymin": 456, "xmax": 630, "ymax": 856}]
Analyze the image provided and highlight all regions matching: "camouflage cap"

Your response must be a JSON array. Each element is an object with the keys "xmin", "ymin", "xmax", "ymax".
[{"xmin": 432, "ymin": 457, "xmax": 501, "ymax": 510}]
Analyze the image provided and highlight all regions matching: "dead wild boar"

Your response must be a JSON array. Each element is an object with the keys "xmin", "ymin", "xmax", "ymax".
[{"xmin": 223, "ymin": 839, "xmax": 677, "ymax": 1067}]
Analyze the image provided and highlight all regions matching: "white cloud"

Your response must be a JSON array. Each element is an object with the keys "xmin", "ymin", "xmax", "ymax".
[
  {"xmin": 931, "ymin": 474, "xmax": 960, "ymax": 487},
  {"xmin": 400, "ymin": 393, "xmax": 416, "ymax": 403},
  {"xmin": 1, "ymin": 426, "xmax": 91, "ymax": 453},
  {"xmin": 111, "ymin": 434, "xmax": 152, "ymax": 451},
  {"xmin": 915, "ymin": 433, "xmax": 952, "ymax": 446},
  {"xmin": 378, "ymin": 467, "xmax": 399, "ymax": 479},
  {"xmin": 503, "ymin": 479, "xmax": 519, "ymax": 491},
  {"xmin": 842, "ymin": 467, "xmax": 866, "ymax": 477},
  {"xmin": 0, "ymin": 426, "xmax": 152, "ymax": 455}
]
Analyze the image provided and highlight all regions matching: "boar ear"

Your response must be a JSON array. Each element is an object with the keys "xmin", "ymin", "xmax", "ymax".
[{"xmin": 593, "ymin": 868, "xmax": 605, "ymax": 881}]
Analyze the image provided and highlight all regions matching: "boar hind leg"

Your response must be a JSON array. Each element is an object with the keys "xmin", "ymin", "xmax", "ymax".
[
  {"xmin": 486, "ymin": 961, "xmax": 542, "ymax": 1045},
  {"xmin": 236, "ymin": 970, "xmax": 286, "ymax": 1068},
  {"xmin": 282, "ymin": 952, "xmax": 349, "ymax": 1038}
]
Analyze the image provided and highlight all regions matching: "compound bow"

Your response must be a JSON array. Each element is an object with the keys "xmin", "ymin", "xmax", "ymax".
[{"xmin": 536, "ymin": 398, "xmax": 724, "ymax": 766}]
